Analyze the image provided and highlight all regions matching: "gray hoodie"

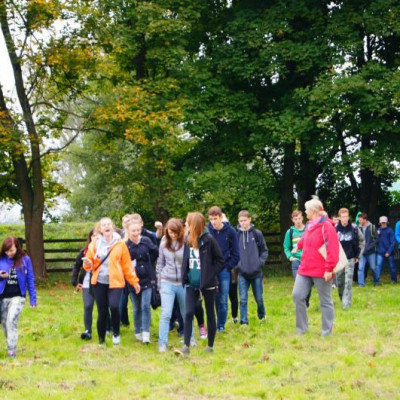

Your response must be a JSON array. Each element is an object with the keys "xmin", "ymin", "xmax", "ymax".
[
  {"xmin": 237, "ymin": 225, "xmax": 268, "ymax": 279},
  {"xmin": 156, "ymin": 237, "xmax": 184, "ymax": 287}
]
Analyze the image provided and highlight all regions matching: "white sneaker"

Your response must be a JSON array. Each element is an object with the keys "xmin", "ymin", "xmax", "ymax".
[
  {"xmin": 158, "ymin": 344, "xmax": 167, "ymax": 353},
  {"xmin": 112, "ymin": 335, "xmax": 120, "ymax": 346},
  {"xmin": 190, "ymin": 338, "xmax": 197, "ymax": 347},
  {"xmin": 135, "ymin": 333, "xmax": 142, "ymax": 341},
  {"xmin": 142, "ymin": 331, "xmax": 150, "ymax": 344}
]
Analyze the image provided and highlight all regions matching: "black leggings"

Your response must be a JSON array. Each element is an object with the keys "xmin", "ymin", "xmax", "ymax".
[
  {"xmin": 184, "ymin": 286, "xmax": 216, "ymax": 348},
  {"xmin": 229, "ymin": 282, "xmax": 238, "ymax": 319},
  {"xmin": 92, "ymin": 283, "xmax": 123, "ymax": 341}
]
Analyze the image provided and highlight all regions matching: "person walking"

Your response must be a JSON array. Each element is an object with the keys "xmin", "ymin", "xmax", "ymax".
[
  {"xmin": 0, "ymin": 237, "xmax": 36, "ymax": 358},
  {"xmin": 83, "ymin": 217, "xmax": 140, "ymax": 346},
  {"xmin": 376, "ymin": 216, "xmax": 397, "ymax": 284},
  {"xmin": 292, "ymin": 197, "xmax": 339, "ymax": 337},
  {"xmin": 176, "ymin": 212, "xmax": 224, "ymax": 355}
]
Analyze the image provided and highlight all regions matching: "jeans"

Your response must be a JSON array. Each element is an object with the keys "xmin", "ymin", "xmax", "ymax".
[
  {"xmin": 292, "ymin": 274, "xmax": 334, "ymax": 337},
  {"xmin": 291, "ymin": 259, "xmax": 301, "ymax": 278},
  {"xmin": 358, "ymin": 253, "xmax": 377, "ymax": 286},
  {"xmin": 130, "ymin": 287, "xmax": 152, "ymax": 334},
  {"xmin": 238, "ymin": 274, "xmax": 265, "ymax": 324},
  {"xmin": 1, "ymin": 296, "xmax": 25, "ymax": 352},
  {"xmin": 376, "ymin": 253, "xmax": 397, "ymax": 283},
  {"xmin": 158, "ymin": 281, "xmax": 186, "ymax": 346},
  {"xmin": 216, "ymin": 268, "xmax": 230, "ymax": 330},
  {"xmin": 336, "ymin": 258, "xmax": 355, "ymax": 309}
]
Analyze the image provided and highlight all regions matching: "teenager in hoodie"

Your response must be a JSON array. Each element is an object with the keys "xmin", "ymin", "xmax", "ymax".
[
  {"xmin": 376, "ymin": 216, "xmax": 397, "ymax": 284},
  {"xmin": 0, "ymin": 237, "xmax": 36, "ymax": 359},
  {"xmin": 207, "ymin": 206, "xmax": 240, "ymax": 332},
  {"xmin": 335, "ymin": 208, "xmax": 365, "ymax": 309},
  {"xmin": 83, "ymin": 217, "xmax": 140, "ymax": 346},
  {"xmin": 358, "ymin": 213, "xmax": 379, "ymax": 286},
  {"xmin": 292, "ymin": 197, "xmax": 339, "ymax": 337},
  {"xmin": 126, "ymin": 220, "xmax": 159, "ymax": 344},
  {"xmin": 237, "ymin": 210, "xmax": 268, "ymax": 325},
  {"xmin": 175, "ymin": 212, "xmax": 224, "ymax": 356}
]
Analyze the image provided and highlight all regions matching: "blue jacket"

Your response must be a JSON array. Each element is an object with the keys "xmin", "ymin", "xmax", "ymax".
[
  {"xmin": 0, "ymin": 255, "xmax": 37, "ymax": 306},
  {"xmin": 395, "ymin": 220, "xmax": 400, "ymax": 249},
  {"xmin": 376, "ymin": 226, "xmax": 395, "ymax": 255},
  {"xmin": 207, "ymin": 222, "xmax": 240, "ymax": 271}
]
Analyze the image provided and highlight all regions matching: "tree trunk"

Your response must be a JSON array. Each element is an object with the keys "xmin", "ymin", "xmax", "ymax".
[
  {"xmin": 1, "ymin": 3, "xmax": 46, "ymax": 277},
  {"xmin": 279, "ymin": 142, "xmax": 295, "ymax": 269}
]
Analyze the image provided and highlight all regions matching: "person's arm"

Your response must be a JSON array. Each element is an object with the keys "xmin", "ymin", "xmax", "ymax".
[
  {"xmin": 210, "ymin": 236, "xmax": 224, "ymax": 275},
  {"xmin": 323, "ymin": 223, "xmax": 339, "ymax": 272},
  {"xmin": 83, "ymin": 242, "xmax": 96, "ymax": 271},
  {"xmin": 154, "ymin": 221, "xmax": 163, "ymax": 239},
  {"xmin": 226, "ymin": 228, "xmax": 240, "ymax": 270},
  {"xmin": 121, "ymin": 243, "xmax": 140, "ymax": 293},
  {"xmin": 387, "ymin": 229, "xmax": 396, "ymax": 255},
  {"xmin": 25, "ymin": 256, "xmax": 37, "ymax": 307},
  {"xmin": 258, "ymin": 231, "xmax": 269, "ymax": 266},
  {"xmin": 156, "ymin": 240, "xmax": 166, "ymax": 288},
  {"xmin": 71, "ymin": 249, "xmax": 84, "ymax": 286},
  {"xmin": 283, "ymin": 229, "xmax": 292, "ymax": 260}
]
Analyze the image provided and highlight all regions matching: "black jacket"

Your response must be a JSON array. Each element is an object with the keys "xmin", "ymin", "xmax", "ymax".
[
  {"xmin": 181, "ymin": 233, "xmax": 224, "ymax": 290},
  {"xmin": 126, "ymin": 237, "xmax": 159, "ymax": 289},
  {"xmin": 71, "ymin": 247, "xmax": 88, "ymax": 286}
]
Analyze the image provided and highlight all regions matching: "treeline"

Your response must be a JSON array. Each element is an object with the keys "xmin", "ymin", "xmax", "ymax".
[{"xmin": 1, "ymin": 1, "xmax": 400, "ymax": 276}]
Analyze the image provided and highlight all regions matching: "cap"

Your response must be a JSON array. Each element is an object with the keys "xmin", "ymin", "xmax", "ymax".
[{"xmin": 379, "ymin": 216, "xmax": 388, "ymax": 223}]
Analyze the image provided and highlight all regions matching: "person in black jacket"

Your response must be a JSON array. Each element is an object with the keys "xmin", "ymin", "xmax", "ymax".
[
  {"xmin": 126, "ymin": 221, "xmax": 159, "ymax": 344},
  {"xmin": 175, "ymin": 212, "xmax": 224, "ymax": 356},
  {"xmin": 71, "ymin": 229, "xmax": 98, "ymax": 340}
]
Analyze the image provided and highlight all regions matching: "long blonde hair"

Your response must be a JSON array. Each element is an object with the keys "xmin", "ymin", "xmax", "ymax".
[{"xmin": 186, "ymin": 212, "xmax": 205, "ymax": 249}]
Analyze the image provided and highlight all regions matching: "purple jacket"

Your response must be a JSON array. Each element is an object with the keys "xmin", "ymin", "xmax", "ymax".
[{"xmin": 0, "ymin": 255, "xmax": 37, "ymax": 306}]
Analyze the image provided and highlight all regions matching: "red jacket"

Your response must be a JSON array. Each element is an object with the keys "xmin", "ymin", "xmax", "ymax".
[{"xmin": 297, "ymin": 217, "xmax": 339, "ymax": 278}]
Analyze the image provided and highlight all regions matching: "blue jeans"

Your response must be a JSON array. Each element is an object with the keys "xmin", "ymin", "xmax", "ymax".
[
  {"xmin": 130, "ymin": 287, "xmax": 152, "ymax": 334},
  {"xmin": 238, "ymin": 274, "xmax": 265, "ymax": 324},
  {"xmin": 291, "ymin": 259, "xmax": 301, "ymax": 279},
  {"xmin": 376, "ymin": 253, "xmax": 397, "ymax": 283},
  {"xmin": 158, "ymin": 281, "xmax": 186, "ymax": 346},
  {"xmin": 216, "ymin": 268, "xmax": 230, "ymax": 330},
  {"xmin": 358, "ymin": 253, "xmax": 377, "ymax": 286}
]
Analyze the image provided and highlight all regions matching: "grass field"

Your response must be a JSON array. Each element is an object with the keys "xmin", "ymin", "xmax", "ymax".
[{"xmin": 1, "ymin": 274, "xmax": 399, "ymax": 399}]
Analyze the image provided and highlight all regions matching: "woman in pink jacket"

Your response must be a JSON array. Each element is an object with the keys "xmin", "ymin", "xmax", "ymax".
[{"xmin": 292, "ymin": 197, "xmax": 339, "ymax": 337}]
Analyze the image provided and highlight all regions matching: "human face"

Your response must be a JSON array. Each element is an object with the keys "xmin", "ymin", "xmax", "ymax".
[
  {"xmin": 100, "ymin": 218, "xmax": 114, "ymax": 237},
  {"xmin": 358, "ymin": 217, "xmax": 366, "ymax": 227},
  {"xmin": 209, "ymin": 215, "xmax": 223, "ymax": 230},
  {"xmin": 339, "ymin": 212, "xmax": 349, "ymax": 227},
  {"xmin": 305, "ymin": 207, "xmax": 317, "ymax": 220},
  {"xmin": 292, "ymin": 215, "xmax": 303, "ymax": 228},
  {"xmin": 238, "ymin": 216, "xmax": 251, "ymax": 231},
  {"xmin": 128, "ymin": 223, "xmax": 142, "ymax": 241},
  {"xmin": 168, "ymin": 229, "xmax": 178, "ymax": 242},
  {"xmin": 90, "ymin": 232, "xmax": 99, "ymax": 243},
  {"xmin": 5, "ymin": 244, "xmax": 17, "ymax": 259}
]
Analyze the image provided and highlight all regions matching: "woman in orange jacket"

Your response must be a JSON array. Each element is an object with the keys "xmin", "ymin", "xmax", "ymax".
[{"xmin": 83, "ymin": 217, "xmax": 140, "ymax": 345}]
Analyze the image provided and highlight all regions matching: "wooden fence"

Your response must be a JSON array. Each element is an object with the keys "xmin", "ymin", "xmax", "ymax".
[{"xmin": 20, "ymin": 232, "xmax": 290, "ymax": 275}]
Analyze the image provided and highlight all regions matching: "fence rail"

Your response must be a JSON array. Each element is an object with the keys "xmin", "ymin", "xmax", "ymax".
[{"xmin": 19, "ymin": 232, "xmax": 287, "ymax": 274}]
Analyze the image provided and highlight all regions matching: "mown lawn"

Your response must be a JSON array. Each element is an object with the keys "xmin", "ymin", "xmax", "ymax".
[{"xmin": 1, "ymin": 274, "xmax": 399, "ymax": 399}]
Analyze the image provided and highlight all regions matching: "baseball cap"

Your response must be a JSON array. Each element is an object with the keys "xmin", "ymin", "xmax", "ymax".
[{"xmin": 379, "ymin": 216, "xmax": 388, "ymax": 223}]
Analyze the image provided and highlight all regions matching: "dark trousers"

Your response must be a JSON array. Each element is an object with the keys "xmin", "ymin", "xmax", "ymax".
[
  {"xmin": 119, "ymin": 285, "xmax": 130, "ymax": 326},
  {"xmin": 184, "ymin": 286, "xmax": 216, "ymax": 348},
  {"xmin": 195, "ymin": 298, "xmax": 204, "ymax": 326},
  {"xmin": 229, "ymin": 281, "xmax": 238, "ymax": 319},
  {"xmin": 92, "ymin": 283, "xmax": 123, "ymax": 342}
]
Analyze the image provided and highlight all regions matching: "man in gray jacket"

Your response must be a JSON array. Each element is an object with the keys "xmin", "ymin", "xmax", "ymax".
[{"xmin": 237, "ymin": 210, "xmax": 268, "ymax": 326}]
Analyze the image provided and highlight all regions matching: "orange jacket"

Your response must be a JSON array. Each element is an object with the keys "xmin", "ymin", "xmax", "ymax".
[{"xmin": 85, "ymin": 240, "xmax": 139, "ymax": 289}]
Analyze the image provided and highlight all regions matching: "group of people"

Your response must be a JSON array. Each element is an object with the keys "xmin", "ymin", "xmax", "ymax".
[
  {"xmin": 0, "ymin": 197, "xmax": 398, "ymax": 358},
  {"xmin": 71, "ymin": 207, "xmax": 268, "ymax": 355},
  {"xmin": 284, "ymin": 198, "xmax": 399, "ymax": 337}
]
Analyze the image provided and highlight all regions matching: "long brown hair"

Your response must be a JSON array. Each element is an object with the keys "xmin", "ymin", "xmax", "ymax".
[
  {"xmin": 164, "ymin": 218, "xmax": 184, "ymax": 251},
  {"xmin": 186, "ymin": 212, "xmax": 206, "ymax": 249},
  {"xmin": 0, "ymin": 236, "xmax": 26, "ymax": 268}
]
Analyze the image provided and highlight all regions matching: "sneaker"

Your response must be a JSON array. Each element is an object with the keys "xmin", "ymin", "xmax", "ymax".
[
  {"xmin": 205, "ymin": 346, "xmax": 213, "ymax": 353},
  {"xmin": 240, "ymin": 322, "xmax": 249, "ymax": 328},
  {"xmin": 81, "ymin": 331, "xmax": 92, "ymax": 340},
  {"xmin": 106, "ymin": 330, "xmax": 112, "ymax": 336},
  {"xmin": 190, "ymin": 338, "xmax": 197, "ymax": 347},
  {"xmin": 217, "ymin": 327, "xmax": 225, "ymax": 333},
  {"xmin": 135, "ymin": 333, "xmax": 142, "ymax": 341},
  {"xmin": 142, "ymin": 331, "xmax": 150, "ymax": 344},
  {"xmin": 232, "ymin": 318, "xmax": 238, "ymax": 324},
  {"xmin": 175, "ymin": 345, "xmax": 190, "ymax": 356},
  {"xmin": 259, "ymin": 316, "xmax": 266, "ymax": 323},
  {"xmin": 199, "ymin": 324, "xmax": 208, "ymax": 339},
  {"xmin": 158, "ymin": 344, "xmax": 167, "ymax": 353},
  {"xmin": 7, "ymin": 351, "xmax": 16, "ymax": 359},
  {"xmin": 112, "ymin": 335, "xmax": 120, "ymax": 346}
]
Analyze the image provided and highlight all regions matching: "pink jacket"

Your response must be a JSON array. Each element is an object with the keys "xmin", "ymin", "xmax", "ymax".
[{"xmin": 297, "ymin": 217, "xmax": 339, "ymax": 278}]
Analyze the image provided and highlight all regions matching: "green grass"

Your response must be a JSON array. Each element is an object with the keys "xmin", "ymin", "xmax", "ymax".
[{"xmin": 1, "ymin": 275, "xmax": 400, "ymax": 399}]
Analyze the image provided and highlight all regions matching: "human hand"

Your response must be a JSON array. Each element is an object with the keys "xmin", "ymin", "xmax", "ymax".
[
  {"xmin": 154, "ymin": 221, "xmax": 163, "ymax": 229},
  {"xmin": 134, "ymin": 284, "xmax": 141, "ymax": 294},
  {"xmin": 82, "ymin": 257, "xmax": 93, "ymax": 267},
  {"xmin": 324, "ymin": 271, "xmax": 333, "ymax": 282},
  {"xmin": 0, "ymin": 271, "xmax": 9, "ymax": 278},
  {"xmin": 385, "ymin": 253, "xmax": 390, "ymax": 258},
  {"xmin": 289, "ymin": 257, "xmax": 296, "ymax": 262},
  {"xmin": 76, "ymin": 284, "xmax": 83, "ymax": 291},
  {"xmin": 291, "ymin": 247, "xmax": 298, "ymax": 254}
]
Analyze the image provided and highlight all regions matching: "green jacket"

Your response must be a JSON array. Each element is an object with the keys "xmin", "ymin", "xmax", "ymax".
[{"xmin": 283, "ymin": 226, "xmax": 305, "ymax": 261}]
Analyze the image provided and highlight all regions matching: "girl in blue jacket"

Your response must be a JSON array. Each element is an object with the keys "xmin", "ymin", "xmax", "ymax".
[{"xmin": 0, "ymin": 237, "xmax": 36, "ymax": 358}]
